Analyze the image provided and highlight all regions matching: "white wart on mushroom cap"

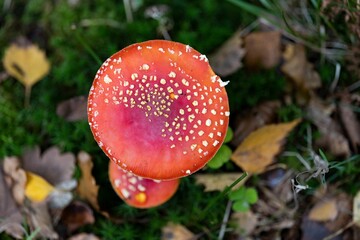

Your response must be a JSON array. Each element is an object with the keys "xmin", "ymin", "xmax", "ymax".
[
  {"xmin": 109, "ymin": 160, "xmax": 179, "ymax": 208},
  {"xmin": 88, "ymin": 40, "xmax": 230, "ymax": 180}
]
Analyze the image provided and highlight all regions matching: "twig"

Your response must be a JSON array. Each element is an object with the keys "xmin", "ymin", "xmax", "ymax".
[
  {"xmin": 218, "ymin": 200, "xmax": 232, "ymax": 240},
  {"xmin": 323, "ymin": 221, "xmax": 354, "ymax": 240},
  {"xmin": 198, "ymin": 172, "xmax": 248, "ymax": 221},
  {"xmin": 123, "ymin": 0, "xmax": 133, "ymax": 23}
]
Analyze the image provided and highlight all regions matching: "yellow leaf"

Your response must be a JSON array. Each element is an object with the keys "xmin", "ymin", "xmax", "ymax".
[
  {"xmin": 25, "ymin": 172, "xmax": 54, "ymax": 202},
  {"xmin": 3, "ymin": 42, "xmax": 50, "ymax": 87},
  {"xmin": 309, "ymin": 198, "xmax": 338, "ymax": 221},
  {"xmin": 231, "ymin": 119, "xmax": 301, "ymax": 174}
]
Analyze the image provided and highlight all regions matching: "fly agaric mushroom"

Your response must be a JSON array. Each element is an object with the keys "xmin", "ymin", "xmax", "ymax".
[
  {"xmin": 88, "ymin": 40, "xmax": 230, "ymax": 180},
  {"xmin": 109, "ymin": 160, "xmax": 179, "ymax": 208}
]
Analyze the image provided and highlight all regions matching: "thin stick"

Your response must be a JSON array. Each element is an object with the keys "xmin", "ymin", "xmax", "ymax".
[
  {"xmin": 323, "ymin": 221, "xmax": 354, "ymax": 240},
  {"xmin": 218, "ymin": 200, "xmax": 232, "ymax": 240},
  {"xmin": 123, "ymin": 0, "xmax": 133, "ymax": 23},
  {"xmin": 199, "ymin": 172, "xmax": 248, "ymax": 221},
  {"xmin": 24, "ymin": 85, "xmax": 31, "ymax": 107}
]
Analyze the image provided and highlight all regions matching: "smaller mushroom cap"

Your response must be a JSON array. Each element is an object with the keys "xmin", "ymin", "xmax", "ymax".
[{"xmin": 109, "ymin": 160, "xmax": 179, "ymax": 208}]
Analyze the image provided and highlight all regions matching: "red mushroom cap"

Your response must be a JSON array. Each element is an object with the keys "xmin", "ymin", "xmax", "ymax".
[
  {"xmin": 88, "ymin": 40, "xmax": 230, "ymax": 180},
  {"xmin": 108, "ymin": 160, "xmax": 179, "ymax": 208}
]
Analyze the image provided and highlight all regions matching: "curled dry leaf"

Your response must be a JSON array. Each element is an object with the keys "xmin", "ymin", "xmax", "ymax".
[
  {"xmin": 281, "ymin": 44, "xmax": 321, "ymax": 105},
  {"xmin": 26, "ymin": 201, "xmax": 58, "ymax": 239},
  {"xmin": 3, "ymin": 156, "xmax": 26, "ymax": 204},
  {"xmin": 194, "ymin": 173, "xmax": 248, "ymax": 192},
  {"xmin": 21, "ymin": 146, "xmax": 76, "ymax": 185},
  {"xmin": 338, "ymin": 92, "xmax": 360, "ymax": 152},
  {"xmin": 231, "ymin": 100, "xmax": 281, "ymax": 147},
  {"xmin": 243, "ymin": 31, "xmax": 282, "ymax": 69},
  {"xmin": 77, "ymin": 151, "xmax": 109, "ymax": 217},
  {"xmin": 209, "ymin": 28, "xmax": 246, "ymax": 77},
  {"xmin": 60, "ymin": 201, "xmax": 95, "ymax": 233},
  {"xmin": 306, "ymin": 99, "xmax": 350, "ymax": 157},
  {"xmin": 353, "ymin": 190, "xmax": 360, "ymax": 227},
  {"xmin": 68, "ymin": 233, "xmax": 100, "ymax": 240},
  {"xmin": 161, "ymin": 222, "xmax": 195, "ymax": 240},
  {"xmin": 231, "ymin": 119, "xmax": 301, "ymax": 174},
  {"xmin": 0, "ymin": 165, "xmax": 24, "ymax": 239},
  {"xmin": 56, "ymin": 95, "xmax": 88, "ymax": 122}
]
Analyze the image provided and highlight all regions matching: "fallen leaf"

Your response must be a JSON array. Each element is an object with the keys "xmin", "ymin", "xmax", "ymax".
[
  {"xmin": 3, "ymin": 156, "xmax": 26, "ymax": 204},
  {"xmin": 306, "ymin": 98, "xmax": 350, "ymax": 157},
  {"xmin": 243, "ymin": 31, "xmax": 281, "ymax": 69},
  {"xmin": 26, "ymin": 201, "xmax": 58, "ymax": 239},
  {"xmin": 77, "ymin": 151, "xmax": 108, "ymax": 217},
  {"xmin": 308, "ymin": 198, "xmax": 338, "ymax": 222},
  {"xmin": 353, "ymin": 190, "xmax": 360, "ymax": 227},
  {"xmin": 231, "ymin": 210, "xmax": 258, "ymax": 236},
  {"xmin": 281, "ymin": 44, "xmax": 321, "ymax": 105},
  {"xmin": 194, "ymin": 173, "xmax": 248, "ymax": 192},
  {"xmin": 0, "ymin": 164, "xmax": 24, "ymax": 239},
  {"xmin": 338, "ymin": 92, "xmax": 360, "ymax": 152},
  {"xmin": 21, "ymin": 146, "xmax": 76, "ymax": 185},
  {"xmin": 25, "ymin": 172, "xmax": 55, "ymax": 202},
  {"xmin": 231, "ymin": 100, "xmax": 281, "ymax": 147},
  {"xmin": 209, "ymin": 29, "xmax": 246, "ymax": 77},
  {"xmin": 3, "ymin": 38, "xmax": 50, "ymax": 87},
  {"xmin": 68, "ymin": 233, "xmax": 100, "ymax": 240},
  {"xmin": 161, "ymin": 222, "xmax": 194, "ymax": 240},
  {"xmin": 60, "ymin": 201, "xmax": 95, "ymax": 233},
  {"xmin": 301, "ymin": 217, "xmax": 337, "ymax": 240},
  {"xmin": 231, "ymin": 119, "xmax": 301, "ymax": 173},
  {"xmin": 2, "ymin": 38, "xmax": 50, "ymax": 105},
  {"xmin": 56, "ymin": 96, "xmax": 88, "ymax": 122}
]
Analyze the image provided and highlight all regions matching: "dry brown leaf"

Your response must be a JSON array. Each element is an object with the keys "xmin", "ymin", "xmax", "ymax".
[
  {"xmin": 306, "ymin": 99, "xmax": 350, "ymax": 157},
  {"xmin": 231, "ymin": 119, "xmax": 301, "ymax": 174},
  {"xmin": 282, "ymin": 44, "xmax": 321, "ymax": 105},
  {"xmin": 3, "ymin": 156, "xmax": 26, "ymax": 204},
  {"xmin": 231, "ymin": 210, "xmax": 258, "ymax": 236},
  {"xmin": 21, "ymin": 146, "xmax": 75, "ymax": 185},
  {"xmin": 194, "ymin": 173, "xmax": 248, "ymax": 192},
  {"xmin": 209, "ymin": 29, "xmax": 245, "ymax": 77},
  {"xmin": 161, "ymin": 222, "xmax": 194, "ymax": 240},
  {"xmin": 68, "ymin": 233, "xmax": 100, "ymax": 240},
  {"xmin": 0, "ymin": 165, "xmax": 24, "ymax": 239},
  {"xmin": 60, "ymin": 201, "xmax": 95, "ymax": 233},
  {"xmin": 353, "ymin": 191, "xmax": 360, "ymax": 227},
  {"xmin": 77, "ymin": 151, "xmax": 108, "ymax": 217},
  {"xmin": 26, "ymin": 201, "xmax": 58, "ymax": 239},
  {"xmin": 231, "ymin": 100, "xmax": 281, "ymax": 147},
  {"xmin": 308, "ymin": 198, "xmax": 338, "ymax": 222},
  {"xmin": 338, "ymin": 92, "xmax": 360, "ymax": 152},
  {"xmin": 56, "ymin": 96, "xmax": 88, "ymax": 122},
  {"xmin": 243, "ymin": 31, "xmax": 281, "ymax": 69}
]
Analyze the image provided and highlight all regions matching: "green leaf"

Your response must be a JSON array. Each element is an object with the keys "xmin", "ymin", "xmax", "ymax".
[
  {"xmin": 232, "ymin": 200, "xmax": 250, "ymax": 212},
  {"xmin": 207, "ymin": 145, "xmax": 232, "ymax": 169},
  {"xmin": 224, "ymin": 127, "xmax": 234, "ymax": 143},
  {"xmin": 229, "ymin": 186, "xmax": 246, "ymax": 200},
  {"xmin": 245, "ymin": 188, "xmax": 258, "ymax": 204}
]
